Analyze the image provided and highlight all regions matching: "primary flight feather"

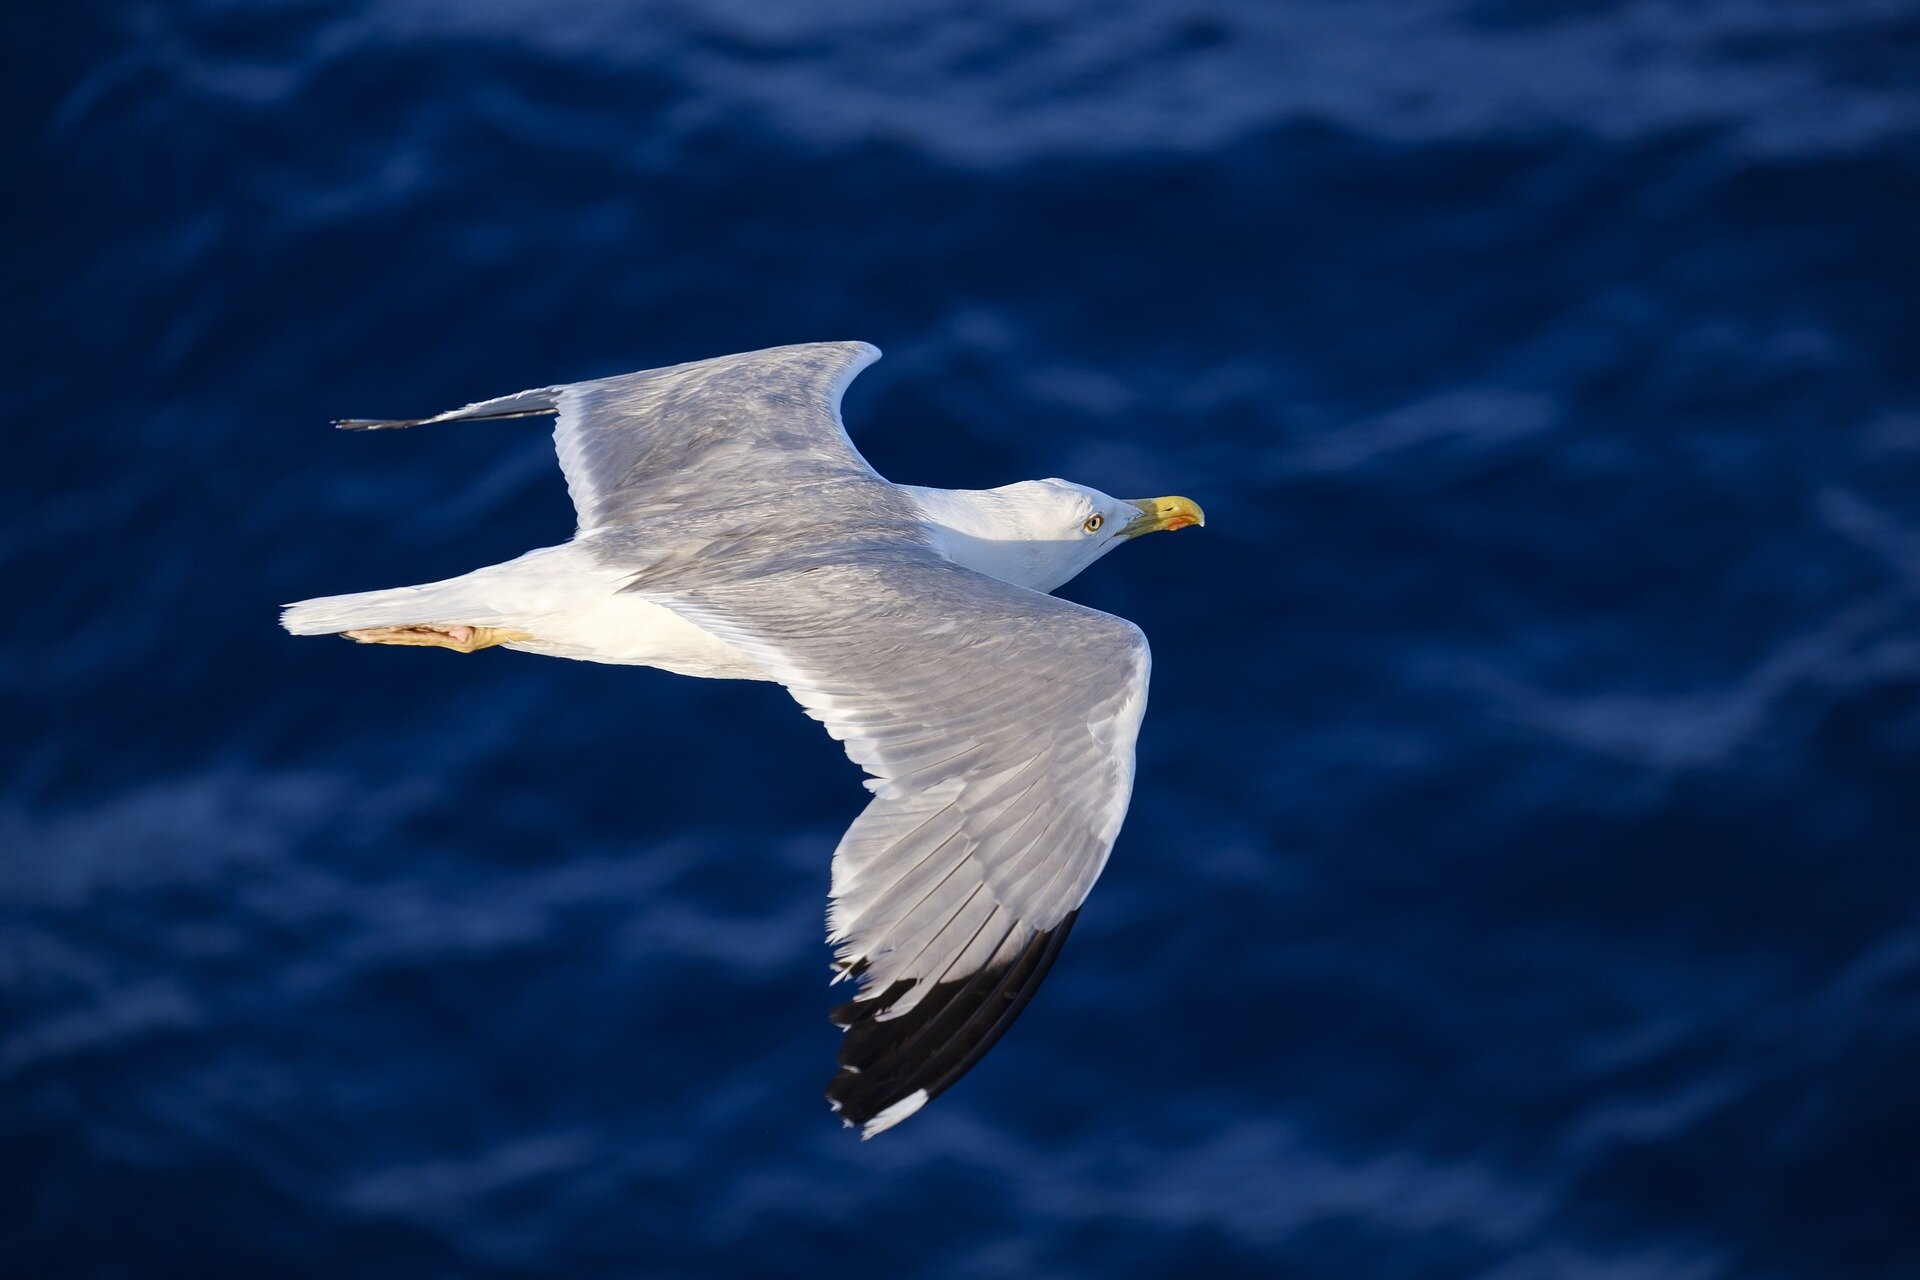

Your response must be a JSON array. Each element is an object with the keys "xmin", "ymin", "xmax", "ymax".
[{"xmin": 282, "ymin": 341, "xmax": 1203, "ymax": 1137}]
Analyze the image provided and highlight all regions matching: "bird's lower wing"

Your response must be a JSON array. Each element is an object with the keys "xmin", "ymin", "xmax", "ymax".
[{"xmin": 661, "ymin": 555, "xmax": 1151, "ymax": 1136}]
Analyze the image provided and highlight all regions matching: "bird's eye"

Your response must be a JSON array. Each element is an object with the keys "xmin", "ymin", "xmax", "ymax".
[{"xmin": 1083, "ymin": 514, "xmax": 1104, "ymax": 534}]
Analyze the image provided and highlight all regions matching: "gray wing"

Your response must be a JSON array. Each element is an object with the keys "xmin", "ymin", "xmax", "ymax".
[
  {"xmin": 662, "ymin": 557, "xmax": 1151, "ymax": 1137},
  {"xmin": 337, "ymin": 340, "xmax": 882, "ymax": 534}
]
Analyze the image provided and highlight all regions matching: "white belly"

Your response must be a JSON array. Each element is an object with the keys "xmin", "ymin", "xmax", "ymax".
[
  {"xmin": 471, "ymin": 544, "xmax": 771, "ymax": 680},
  {"xmin": 506, "ymin": 592, "xmax": 767, "ymax": 679}
]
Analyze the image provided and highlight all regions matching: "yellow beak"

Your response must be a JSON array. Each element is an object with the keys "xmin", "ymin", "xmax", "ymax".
[{"xmin": 1121, "ymin": 495, "xmax": 1206, "ymax": 537}]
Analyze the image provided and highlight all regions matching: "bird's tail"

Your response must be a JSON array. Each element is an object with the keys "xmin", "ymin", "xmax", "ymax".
[{"xmin": 280, "ymin": 575, "xmax": 501, "ymax": 636}]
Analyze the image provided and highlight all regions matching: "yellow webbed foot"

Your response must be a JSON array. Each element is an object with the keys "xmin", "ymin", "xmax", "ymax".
[{"xmin": 342, "ymin": 624, "xmax": 532, "ymax": 654}]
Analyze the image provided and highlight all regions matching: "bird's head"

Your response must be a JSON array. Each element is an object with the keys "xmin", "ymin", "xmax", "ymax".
[{"xmin": 907, "ymin": 478, "xmax": 1204, "ymax": 594}]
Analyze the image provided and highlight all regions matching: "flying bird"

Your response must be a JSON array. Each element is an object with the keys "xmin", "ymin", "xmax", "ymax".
[{"xmin": 282, "ymin": 342, "xmax": 1202, "ymax": 1137}]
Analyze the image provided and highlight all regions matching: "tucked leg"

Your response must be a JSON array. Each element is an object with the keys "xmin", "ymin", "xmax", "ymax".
[{"xmin": 342, "ymin": 624, "xmax": 532, "ymax": 654}]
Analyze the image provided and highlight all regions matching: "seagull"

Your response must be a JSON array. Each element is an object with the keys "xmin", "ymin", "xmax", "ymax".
[{"xmin": 282, "ymin": 341, "xmax": 1203, "ymax": 1137}]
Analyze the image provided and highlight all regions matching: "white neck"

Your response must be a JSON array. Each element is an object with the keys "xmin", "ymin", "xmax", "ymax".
[{"xmin": 901, "ymin": 485, "xmax": 1098, "ymax": 593}]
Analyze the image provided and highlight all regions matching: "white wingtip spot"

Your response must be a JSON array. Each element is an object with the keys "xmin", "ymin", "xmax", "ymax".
[{"xmin": 859, "ymin": 1089, "xmax": 929, "ymax": 1139}]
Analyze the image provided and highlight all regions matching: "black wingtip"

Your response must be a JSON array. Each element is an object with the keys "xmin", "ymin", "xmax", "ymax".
[
  {"xmin": 333, "ymin": 407, "xmax": 557, "ymax": 432},
  {"xmin": 333, "ymin": 417, "xmax": 425, "ymax": 431},
  {"xmin": 825, "ymin": 911, "xmax": 1079, "ymax": 1137}
]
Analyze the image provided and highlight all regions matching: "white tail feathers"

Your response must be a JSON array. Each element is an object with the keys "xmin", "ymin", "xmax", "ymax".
[
  {"xmin": 283, "ymin": 547, "xmax": 573, "ymax": 638},
  {"xmin": 281, "ymin": 580, "xmax": 491, "ymax": 636}
]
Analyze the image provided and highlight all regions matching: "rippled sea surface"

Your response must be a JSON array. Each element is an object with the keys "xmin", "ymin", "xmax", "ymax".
[{"xmin": 8, "ymin": 2, "xmax": 1920, "ymax": 1276}]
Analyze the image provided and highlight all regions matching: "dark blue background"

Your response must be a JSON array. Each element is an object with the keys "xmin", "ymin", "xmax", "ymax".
[{"xmin": 7, "ymin": 3, "xmax": 1920, "ymax": 1277}]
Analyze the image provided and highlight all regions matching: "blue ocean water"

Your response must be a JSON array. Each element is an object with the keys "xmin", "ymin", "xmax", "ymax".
[{"xmin": 7, "ymin": 1, "xmax": 1920, "ymax": 1275}]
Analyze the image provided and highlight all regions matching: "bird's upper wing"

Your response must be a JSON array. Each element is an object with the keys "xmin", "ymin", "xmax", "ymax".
[
  {"xmin": 662, "ymin": 558, "xmax": 1150, "ymax": 1137},
  {"xmin": 337, "ymin": 341, "xmax": 882, "ymax": 534}
]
